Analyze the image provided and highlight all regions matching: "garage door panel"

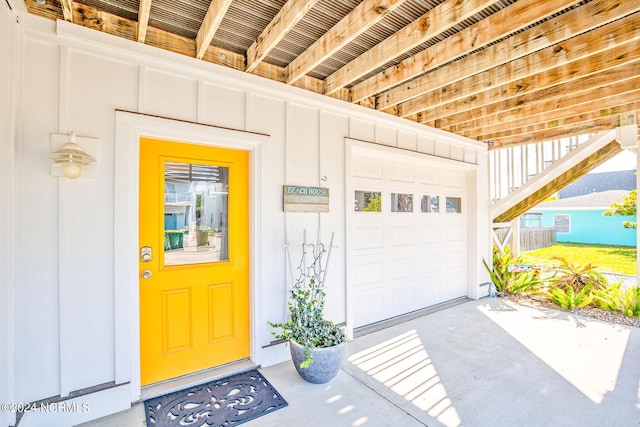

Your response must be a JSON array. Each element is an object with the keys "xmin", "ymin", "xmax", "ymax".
[
  {"xmin": 442, "ymin": 246, "xmax": 464, "ymax": 269},
  {"xmin": 417, "ymin": 278, "xmax": 443, "ymax": 307},
  {"xmin": 441, "ymin": 273, "xmax": 467, "ymax": 300},
  {"xmin": 390, "ymin": 161, "xmax": 415, "ymax": 183},
  {"xmin": 417, "ymin": 253, "xmax": 442, "ymax": 275},
  {"xmin": 351, "ymin": 147, "xmax": 470, "ymax": 328},
  {"xmin": 353, "ymin": 225, "xmax": 384, "ymax": 250},
  {"xmin": 391, "ymin": 225, "xmax": 415, "ymax": 247},
  {"xmin": 445, "ymin": 171, "xmax": 465, "ymax": 188},
  {"xmin": 354, "ymin": 155, "xmax": 383, "ymax": 179},
  {"xmin": 420, "ymin": 225, "xmax": 442, "ymax": 244},
  {"xmin": 390, "ymin": 256, "xmax": 414, "ymax": 280},
  {"xmin": 420, "ymin": 167, "xmax": 441, "ymax": 185},
  {"xmin": 352, "ymin": 256, "xmax": 385, "ymax": 288},
  {"xmin": 444, "ymin": 225, "xmax": 465, "ymax": 242},
  {"xmin": 390, "ymin": 284, "xmax": 417, "ymax": 316}
]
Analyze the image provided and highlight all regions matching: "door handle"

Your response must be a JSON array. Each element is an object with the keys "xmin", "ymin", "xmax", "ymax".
[{"xmin": 141, "ymin": 270, "xmax": 152, "ymax": 279}]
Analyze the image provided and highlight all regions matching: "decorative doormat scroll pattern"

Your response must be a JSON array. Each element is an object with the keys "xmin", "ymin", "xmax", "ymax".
[{"xmin": 144, "ymin": 370, "xmax": 288, "ymax": 426}]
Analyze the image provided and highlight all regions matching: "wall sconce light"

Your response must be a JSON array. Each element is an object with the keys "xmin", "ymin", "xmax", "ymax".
[{"xmin": 50, "ymin": 132, "xmax": 97, "ymax": 179}]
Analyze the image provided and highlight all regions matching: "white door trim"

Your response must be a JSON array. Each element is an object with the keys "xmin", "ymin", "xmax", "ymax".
[{"xmin": 114, "ymin": 110, "xmax": 268, "ymax": 402}]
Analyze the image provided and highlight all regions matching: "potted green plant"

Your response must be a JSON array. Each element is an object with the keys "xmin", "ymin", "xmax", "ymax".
[{"xmin": 269, "ymin": 231, "xmax": 346, "ymax": 384}]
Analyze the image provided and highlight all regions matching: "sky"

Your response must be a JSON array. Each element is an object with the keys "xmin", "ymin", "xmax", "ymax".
[{"xmin": 589, "ymin": 149, "xmax": 637, "ymax": 174}]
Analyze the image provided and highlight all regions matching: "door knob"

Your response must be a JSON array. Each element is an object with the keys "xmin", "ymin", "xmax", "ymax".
[{"xmin": 141, "ymin": 270, "xmax": 152, "ymax": 279}]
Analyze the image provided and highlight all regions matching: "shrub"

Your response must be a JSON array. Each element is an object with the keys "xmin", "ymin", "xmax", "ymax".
[
  {"xmin": 483, "ymin": 246, "xmax": 544, "ymax": 295},
  {"xmin": 593, "ymin": 284, "xmax": 640, "ymax": 318},
  {"xmin": 543, "ymin": 282, "xmax": 594, "ymax": 310},
  {"xmin": 593, "ymin": 283, "xmax": 623, "ymax": 312},
  {"xmin": 619, "ymin": 286, "xmax": 640, "ymax": 318}
]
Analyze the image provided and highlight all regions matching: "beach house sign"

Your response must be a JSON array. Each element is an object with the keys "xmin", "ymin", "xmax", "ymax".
[{"xmin": 283, "ymin": 185, "xmax": 330, "ymax": 212}]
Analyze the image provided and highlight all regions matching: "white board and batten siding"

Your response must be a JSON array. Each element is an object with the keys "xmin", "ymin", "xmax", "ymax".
[
  {"xmin": 2, "ymin": 8, "xmax": 490, "ymax": 426},
  {"xmin": 347, "ymin": 140, "xmax": 474, "ymax": 328}
]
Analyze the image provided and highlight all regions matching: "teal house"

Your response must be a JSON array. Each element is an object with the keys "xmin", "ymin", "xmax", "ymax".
[{"xmin": 531, "ymin": 190, "xmax": 636, "ymax": 247}]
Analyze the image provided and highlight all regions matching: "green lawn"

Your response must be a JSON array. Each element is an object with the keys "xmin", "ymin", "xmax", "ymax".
[{"xmin": 520, "ymin": 243, "xmax": 637, "ymax": 275}]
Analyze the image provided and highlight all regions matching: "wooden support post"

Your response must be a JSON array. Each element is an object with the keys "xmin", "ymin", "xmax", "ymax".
[
  {"xmin": 511, "ymin": 217, "xmax": 521, "ymax": 258},
  {"xmin": 618, "ymin": 112, "xmax": 638, "ymax": 149}
]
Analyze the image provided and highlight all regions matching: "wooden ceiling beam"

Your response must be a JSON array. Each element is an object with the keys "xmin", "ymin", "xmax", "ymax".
[
  {"xmin": 456, "ymin": 73, "xmax": 640, "ymax": 138},
  {"xmin": 24, "ymin": 1, "xmax": 350, "ymax": 104},
  {"xmin": 351, "ymin": 0, "xmax": 582, "ymax": 103},
  {"xmin": 381, "ymin": 4, "xmax": 640, "ymax": 115},
  {"xmin": 491, "ymin": 118, "xmax": 622, "ymax": 148},
  {"xmin": 60, "ymin": 0, "xmax": 73, "ymax": 22},
  {"xmin": 474, "ymin": 100, "xmax": 640, "ymax": 142},
  {"xmin": 137, "ymin": 0, "xmax": 152, "ymax": 43},
  {"xmin": 445, "ymin": 62, "xmax": 640, "ymax": 135},
  {"xmin": 246, "ymin": 0, "xmax": 321, "ymax": 73},
  {"xmin": 285, "ymin": 0, "xmax": 406, "ymax": 85},
  {"xmin": 463, "ymin": 82, "xmax": 640, "ymax": 139},
  {"xmin": 195, "ymin": 0, "xmax": 233, "ymax": 60},
  {"xmin": 420, "ymin": 50, "xmax": 640, "ymax": 129},
  {"xmin": 324, "ymin": 0, "xmax": 497, "ymax": 95}
]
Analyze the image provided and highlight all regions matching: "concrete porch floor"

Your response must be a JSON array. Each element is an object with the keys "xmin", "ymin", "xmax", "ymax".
[{"xmin": 80, "ymin": 298, "xmax": 640, "ymax": 427}]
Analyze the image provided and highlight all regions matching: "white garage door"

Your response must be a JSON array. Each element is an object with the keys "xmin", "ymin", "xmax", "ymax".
[{"xmin": 349, "ymin": 146, "xmax": 471, "ymax": 328}]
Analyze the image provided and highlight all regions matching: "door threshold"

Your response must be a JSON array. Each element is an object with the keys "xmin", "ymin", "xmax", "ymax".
[{"xmin": 140, "ymin": 359, "xmax": 256, "ymax": 401}]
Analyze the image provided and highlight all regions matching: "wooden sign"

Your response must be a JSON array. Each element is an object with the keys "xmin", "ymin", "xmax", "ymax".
[{"xmin": 283, "ymin": 185, "xmax": 330, "ymax": 212}]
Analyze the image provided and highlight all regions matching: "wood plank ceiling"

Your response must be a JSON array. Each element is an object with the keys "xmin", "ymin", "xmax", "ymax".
[{"xmin": 22, "ymin": 0, "xmax": 640, "ymax": 149}]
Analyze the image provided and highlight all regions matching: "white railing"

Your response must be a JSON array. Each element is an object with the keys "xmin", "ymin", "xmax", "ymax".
[{"xmin": 489, "ymin": 134, "xmax": 591, "ymax": 204}]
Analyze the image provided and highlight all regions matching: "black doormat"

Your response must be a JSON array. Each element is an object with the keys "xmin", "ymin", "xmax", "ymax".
[{"xmin": 144, "ymin": 369, "xmax": 288, "ymax": 427}]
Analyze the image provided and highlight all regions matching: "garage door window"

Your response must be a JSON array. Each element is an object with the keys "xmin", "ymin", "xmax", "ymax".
[
  {"xmin": 391, "ymin": 193, "xmax": 413, "ymax": 212},
  {"xmin": 446, "ymin": 196, "xmax": 462, "ymax": 213},
  {"xmin": 421, "ymin": 195, "xmax": 439, "ymax": 213},
  {"xmin": 354, "ymin": 190, "xmax": 382, "ymax": 212}
]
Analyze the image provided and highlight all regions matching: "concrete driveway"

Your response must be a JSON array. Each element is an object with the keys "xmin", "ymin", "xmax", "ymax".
[
  {"xmin": 82, "ymin": 298, "xmax": 640, "ymax": 427},
  {"xmin": 248, "ymin": 298, "xmax": 640, "ymax": 427}
]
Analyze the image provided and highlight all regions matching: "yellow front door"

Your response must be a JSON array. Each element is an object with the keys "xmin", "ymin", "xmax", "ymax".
[{"xmin": 139, "ymin": 137, "xmax": 250, "ymax": 386}]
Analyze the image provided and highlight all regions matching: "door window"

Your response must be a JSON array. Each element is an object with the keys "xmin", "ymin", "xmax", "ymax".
[{"xmin": 163, "ymin": 161, "xmax": 228, "ymax": 266}]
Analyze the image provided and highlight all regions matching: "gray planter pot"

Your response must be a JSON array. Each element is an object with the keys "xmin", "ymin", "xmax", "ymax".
[{"xmin": 289, "ymin": 339, "xmax": 346, "ymax": 384}]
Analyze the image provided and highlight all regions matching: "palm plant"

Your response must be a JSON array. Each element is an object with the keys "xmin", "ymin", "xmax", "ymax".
[{"xmin": 549, "ymin": 256, "xmax": 608, "ymax": 292}]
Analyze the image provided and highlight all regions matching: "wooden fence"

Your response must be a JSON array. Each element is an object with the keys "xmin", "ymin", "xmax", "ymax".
[{"xmin": 495, "ymin": 227, "xmax": 556, "ymax": 252}]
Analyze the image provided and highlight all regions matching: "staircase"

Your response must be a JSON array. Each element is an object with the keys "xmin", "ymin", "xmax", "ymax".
[{"xmin": 489, "ymin": 128, "xmax": 630, "ymax": 224}]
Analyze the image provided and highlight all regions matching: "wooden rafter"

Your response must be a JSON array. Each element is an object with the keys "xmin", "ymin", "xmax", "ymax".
[
  {"xmin": 493, "ymin": 118, "xmax": 622, "ymax": 147},
  {"xmin": 286, "ymin": 0, "xmax": 406, "ymax": 85},
  {"xmin": 24, "ymin": 0, "xmax": 350, "ymax": 102},
  {"xmin": 324, "ymin": 0, "xmax": 497, "ymax": 95},
  {"xmin": 382, "ymin": 4, "xmax": 640, "ymax": 116},
  {"xmin": 482, "ymin": 101, "xmax": 640, "ymax": 142},
  {"xmin": 60, "ymin": 0, "xmax": 73, "ymax": 22},
  {"xmin": 469, "ymin": 82, "xmax": 640, "ymax": 141},
  {"xmin": 246, "ymin": 0, "xmax": 320, "ymax": 74},
  {"xmin": 429, "ymin": 46, "xmax": 640, "ymax": 133},
  {"xmin": 351, "ymin": 0, "xmax": 583, "ymax": 103},
  {"xmin": 446, "ymin": 62, "xmax": 640, "ymax": 135},
  {"xmin": 137, "ymin": 0, "xmax": 152, "ymax": 43},
  {"xmin": 393, "ymin": 17, "xmax": 640, "ymax": 129},
  {"xmin": 195, "ymin": 0, "xmax": 233, "ymax": 60},
  {"xmin": 419, "ymin": 54, "xmax": 640, "ymax": 128},
  {"xmin": 21, "ymin": 0, "xmax": 640, "ymax": 148}
]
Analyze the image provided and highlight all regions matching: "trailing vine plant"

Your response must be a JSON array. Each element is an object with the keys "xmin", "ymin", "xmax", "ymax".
[{"xmin": 269, "ymin": 231, "xmax": 345, "ymax": 368}]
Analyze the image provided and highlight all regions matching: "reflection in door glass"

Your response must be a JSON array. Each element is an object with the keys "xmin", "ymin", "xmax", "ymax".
[{"xmin": 164, "ymin": 162, "xmax": 228, "ymax": 266}]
